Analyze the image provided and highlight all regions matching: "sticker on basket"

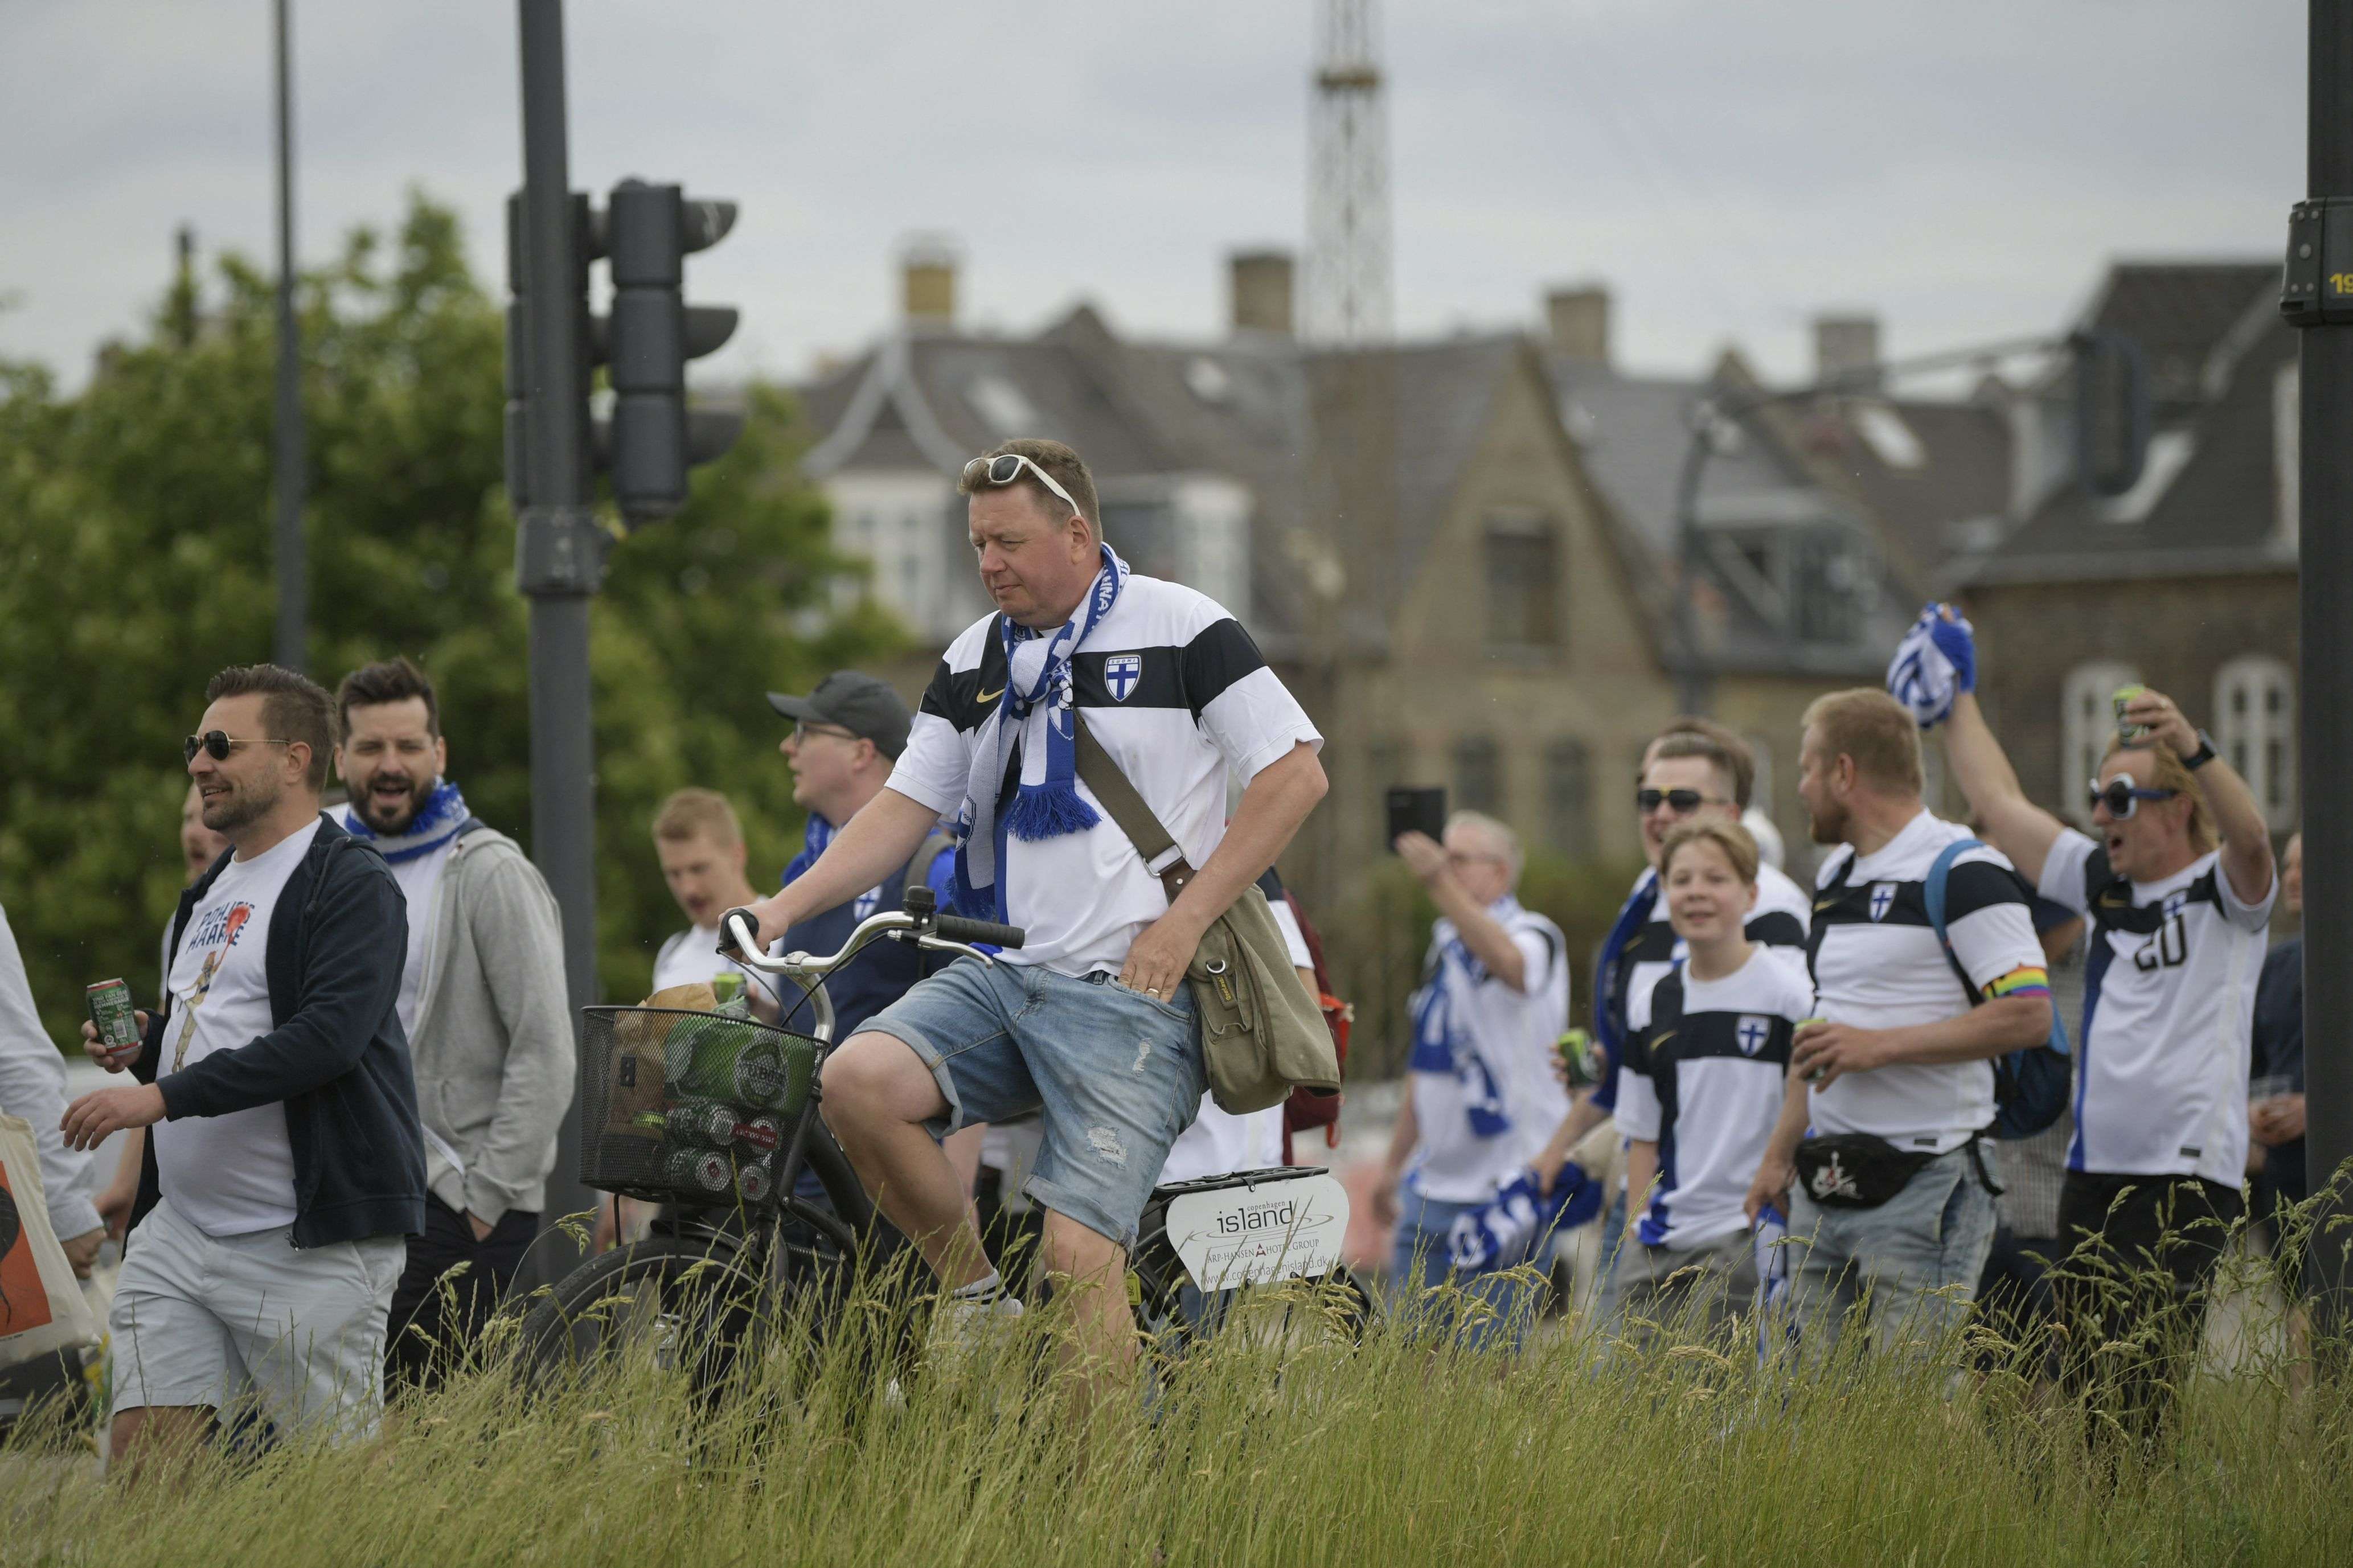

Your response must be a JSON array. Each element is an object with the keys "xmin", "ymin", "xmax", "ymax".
[{"xmin": 1163, "ymin": 1171, "xmax": 1348, "ymax": 1291}]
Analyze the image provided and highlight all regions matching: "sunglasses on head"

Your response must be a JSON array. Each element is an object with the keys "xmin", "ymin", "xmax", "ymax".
[
  {"xmin": 962, "ymin": 452, "xmax": 1084, "ymax": 519},
  {"xmin": 2087, "ymin": 775, "xmax": 2178, "ymax": 819},
  {"xmin": 185, "ymin": 731, "xmax": 294, "ymax": 765},
  {"xmin": 1637, "ymin": 787, "xmax": 1727, "ymax": 815}
]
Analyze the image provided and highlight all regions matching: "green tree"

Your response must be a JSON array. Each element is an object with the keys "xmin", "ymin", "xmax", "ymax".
[{"xmin": 0, "ymin": 192, "xmax": 899, "ymax": 1049}]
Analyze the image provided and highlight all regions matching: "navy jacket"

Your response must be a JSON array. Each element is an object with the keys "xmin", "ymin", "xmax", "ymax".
[{"xmin": 132, "ymin": 812, "xmax": 428, "ymax": 1249}]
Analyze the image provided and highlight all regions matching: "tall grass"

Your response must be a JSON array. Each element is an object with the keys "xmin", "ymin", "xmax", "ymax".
[{"xmin": 5, "ymin": 1250, "xmax": 2348, "ymax": 1568}]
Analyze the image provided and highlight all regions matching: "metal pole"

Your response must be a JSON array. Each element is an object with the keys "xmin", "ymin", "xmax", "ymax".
[
  {"xmin": 2299, "ymin": 0, "xmax": 2353, "ymax": 1323},
  {"xmin": 1672, "ymin": 412, "xmax": 1712, "ymax": 716},
  {"xmin": 270, "ymin": 0, "xmax": 306, "ymax": 673},
  {"xmin": 515, "ymin": 0, "xmax": 601, "ymax": 1276}
]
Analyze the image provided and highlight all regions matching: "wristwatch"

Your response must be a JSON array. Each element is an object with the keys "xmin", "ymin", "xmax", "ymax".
[{"xmin": 2183, "ymin": 729, "xmax": 2217, "ymax": 771}]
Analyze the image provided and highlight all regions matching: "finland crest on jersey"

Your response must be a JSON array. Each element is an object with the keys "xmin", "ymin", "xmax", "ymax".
[
  {"xmin": 1105, "ymin": 653, "xmax": 1142, "ymax": 701},
  {"xmin": 1868, "ymin": 882, "xmax": 1897, "ymax": 921},
  {"xmin": 1735, "ymin": 1015, "xmax": 1772, "ymax": 1056}
]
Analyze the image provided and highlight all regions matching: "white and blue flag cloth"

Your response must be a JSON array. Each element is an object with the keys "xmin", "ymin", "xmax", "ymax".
[
  {"xmin": 1444, "ymin": 1159, "xmax": 1605, "ymax": 1273},
  {"xmin": 1885, "ymin": 601, "xmax": 1977, "ymax": 729}
]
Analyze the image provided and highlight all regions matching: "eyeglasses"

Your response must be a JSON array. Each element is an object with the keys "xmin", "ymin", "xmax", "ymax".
[
  {"xmin": 962, "ymin": 452, "xmax": 1084, "ymax": 520},
  {"xmin": 2087, "ymin": 776, "xmax": 2178, "ymax": 819},
  {"xmin": 791, "ymin": 720, "xmax": 859, "ymax": 745},
  {"xmin": 1637, "ymin": 787, "xmax": 1729, "ymax": 815},
  {"xmin": 185, "ymin": 732, "xmax": 295, "ymax": 765}
]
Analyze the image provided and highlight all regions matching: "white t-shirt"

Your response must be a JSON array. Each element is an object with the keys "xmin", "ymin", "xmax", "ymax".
[
  {"xmin": 382, "ymin": 843, "xmax": 449, "ymax": 1040},
  {"xmin": 1805, "ymin": 810, "xmax": 2046, "ymax": 1154},
  {"xmin": 1619, "ymin": 949, "xmax": 1813, "ymax": 1251},
  {"xmin": 152, "ymin": 818, "xmax": 322, "ymax": 1236},
  {"xmin": 651, "ymin": 925, "xmax": 764, "ymax": 996},
  {"xmin": 1408, "ymin": 897, "xmax": 1572, "ymax": 1203},
  {"xmin": 887, "ymin": 576, "xmax": 1322, "ymax": 978},
  {"xmin": 1157, "ymin": 890, "xmax": 1313, "ymax": 1185},
  {"xmin": 2039, "ymin": 831, "xmax": 2275, "ymax": 1185}
]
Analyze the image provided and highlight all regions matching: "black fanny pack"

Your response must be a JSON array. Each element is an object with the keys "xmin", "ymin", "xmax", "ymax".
[{"xmin": 1793, "ymin": 1134, "xmax": 1937, "ymax": 1210}]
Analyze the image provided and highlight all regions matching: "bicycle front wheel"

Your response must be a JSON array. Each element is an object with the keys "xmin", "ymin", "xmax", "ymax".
[{"xmin": 516, "ymin": 1234, "xmax": 770, "ymax": 1398}]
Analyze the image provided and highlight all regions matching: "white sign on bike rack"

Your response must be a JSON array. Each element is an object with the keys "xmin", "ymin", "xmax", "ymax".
[{"xmin": 1163, "ymin": 1171, "xmax": 1350, "ymax": 1291}]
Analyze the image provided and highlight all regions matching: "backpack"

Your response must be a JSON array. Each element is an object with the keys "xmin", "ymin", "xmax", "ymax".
[
  {"xmin": 1278, "ymin": 889, "xmax": 1352, "ymax": 1157},
  {"xmin": 1922, "ymin": 838, "xmax": 2071, "ymax": 1139}
]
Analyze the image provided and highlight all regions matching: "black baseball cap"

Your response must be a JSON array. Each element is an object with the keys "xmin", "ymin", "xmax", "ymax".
[{"xmin": 766, "ymin": 671, "xmax": 912, "ymax": 758}]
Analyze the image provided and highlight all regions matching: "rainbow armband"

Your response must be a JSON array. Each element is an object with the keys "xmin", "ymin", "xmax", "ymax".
[{"xmin": 1985, "ymin": 966, "xmax": 2051, "ymax": 1001}]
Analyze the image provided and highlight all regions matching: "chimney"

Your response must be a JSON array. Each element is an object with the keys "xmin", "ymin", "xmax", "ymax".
[
  {"xmin": 1546, "ymin": 285, "xmax": 1610, "ymax": 363},
  {"xmin": 1814, "ymin": 313, "xmax": 1882, "ymax": 391},
  {"xmin": 1228, "ymin": 250, "xmax": 1294, "ymax": 336},
  {"xmin": 900, "ymin": 236, "xmax": 958, "ymax": 331}
]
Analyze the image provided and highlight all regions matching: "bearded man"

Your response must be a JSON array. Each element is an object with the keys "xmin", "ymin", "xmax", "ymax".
[{"xmin": 334, "ymin": 656, "xmax": 572, "ymax": 1394}]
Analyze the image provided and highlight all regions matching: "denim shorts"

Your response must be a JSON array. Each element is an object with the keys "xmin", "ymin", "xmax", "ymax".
[{"xmin": 855, "ymin": 958, "xmax": 1206, "ymax": 1246}]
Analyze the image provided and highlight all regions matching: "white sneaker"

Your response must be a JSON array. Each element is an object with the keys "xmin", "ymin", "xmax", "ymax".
[{"xmin": 930, "ymin": 1291, "xmax": 1024, "ymax": 1365}]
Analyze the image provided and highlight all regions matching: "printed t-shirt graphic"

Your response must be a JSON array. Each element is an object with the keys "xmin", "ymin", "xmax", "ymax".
[{"xmin": 151, "ymin": 818, "xmax": 323, "ymax": 1237}]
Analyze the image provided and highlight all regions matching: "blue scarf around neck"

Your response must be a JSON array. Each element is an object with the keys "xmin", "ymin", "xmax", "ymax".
[{"xmin": 342, "ymin": 780, "xmax": 471, "ymax": 864}]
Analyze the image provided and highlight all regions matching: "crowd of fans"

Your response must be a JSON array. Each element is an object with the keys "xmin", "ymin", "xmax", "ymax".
[{"xmin": 0, "ymin": 437, "xmax": 2313, "ymax": 1479}]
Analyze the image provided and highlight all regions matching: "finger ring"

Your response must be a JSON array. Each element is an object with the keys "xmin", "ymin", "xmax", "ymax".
[{"xmin": 1145, "ymin": 987, "xmax": 1161, "ymax": 996}]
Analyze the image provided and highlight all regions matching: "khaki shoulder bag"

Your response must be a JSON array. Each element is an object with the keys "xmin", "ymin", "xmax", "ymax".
[{"xmin": 1073, "ymin": 715, "xmax": 1339, "ymax": 1114}]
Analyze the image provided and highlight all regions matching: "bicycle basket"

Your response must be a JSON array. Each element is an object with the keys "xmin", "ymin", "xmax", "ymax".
[{"xmin": 577, "ymin": 1005, "xmax": 820, "ymax": 1205}]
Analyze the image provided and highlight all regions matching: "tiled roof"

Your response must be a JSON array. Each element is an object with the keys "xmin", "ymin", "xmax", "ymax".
[{"xmin": 2080, "ymin": 262, "xmax": 2279, "ymax": 410}]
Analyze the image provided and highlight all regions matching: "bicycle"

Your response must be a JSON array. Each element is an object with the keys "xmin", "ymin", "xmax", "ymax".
[{"xmin": 516, "ymin": 888, "xmax": 1375, "ymax": 1399}]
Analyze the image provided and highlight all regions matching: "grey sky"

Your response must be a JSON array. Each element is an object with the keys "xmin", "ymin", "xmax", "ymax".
[{"xmin": 1, "ymin": 1, "xmax": 2301, "ymax": 394}]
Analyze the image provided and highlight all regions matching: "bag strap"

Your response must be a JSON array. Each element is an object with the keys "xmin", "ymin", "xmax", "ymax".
[
  {"xmin": 1923, "ymin": 838, "xmax": 1983, "ymax": 1007},
  {"xmin": 1071, "ymin": 711, "xmax": 1196, "ymax": 902},
  {"xmin": 903, "ymin": 828, "xmax": 957, "ymax": 902}
]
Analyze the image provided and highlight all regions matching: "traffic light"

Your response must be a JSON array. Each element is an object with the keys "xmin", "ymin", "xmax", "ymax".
[
  {"xmin": 503, "ymin": 190, "xmax": 601, "ymax": 512},
  {"xmin": 602, "ymin": 178, "xmax": 743, "ymax": 527},
  {"xmin": 2071, "ymin": 329, "xmax": 2151, "ymax": 499}
]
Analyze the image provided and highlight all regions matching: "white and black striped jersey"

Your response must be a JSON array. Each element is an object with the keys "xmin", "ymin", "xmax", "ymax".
[
  {"xmin": 888, "ymin": 575, "xmax": 1321, "ymax": 977},
  {"xmin": 2039, "ymin": 830, "xmax": 2275, "ymax": 1185},
  {"xmin": 1806, "ymin": 811, "xmax": 2047, "ymax": 1154},
  {"xmin": 1620, "ymin": 949, "xmax": 1813, "ymax": 1251},
  {"xmin": 1621, "ymin": 861, "xmax": 1813, "ymax": 1036}
]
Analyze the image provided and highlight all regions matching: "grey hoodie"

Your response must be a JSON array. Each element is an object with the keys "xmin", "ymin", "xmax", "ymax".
[{"xmin": 404, "ymin": 824, "xmax": 573, "ymax": 1225}]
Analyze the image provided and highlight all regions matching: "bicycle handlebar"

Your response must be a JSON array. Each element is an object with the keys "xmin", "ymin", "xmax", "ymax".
[{"xmin": 716, "ymin": 905, "xmax": 1026, "ymax": 983}]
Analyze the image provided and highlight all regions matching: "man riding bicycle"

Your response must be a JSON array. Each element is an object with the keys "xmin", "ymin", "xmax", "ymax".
[{"xmin": 729, "ymin": 438, "xmax": 1326, "ymax": 1393}]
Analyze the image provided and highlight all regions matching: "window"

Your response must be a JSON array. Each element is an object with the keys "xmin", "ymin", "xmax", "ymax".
[
  {"xmin": 1483, "ymin": 513, "xmax": 1559, "ymax": 647},
  {"xmin": 1544, "ymin": 740, "xmax": 1591, "ymax": 861},
  {"xmin": 2060, "ymin": 660, "xmax": 2141, "ymax": 819},
  {"xmin": 1098, "ymin": 499, "xmax": 1184, "ymax": 585},
  {"xmin": 1366, "ymin": 739, "xmax": 1404, "ymax": 853},
  {"xmin": 2215, "ymin": 655, "xmax": 2297, "ymax": 831},
  {"xmin": 1454, "ymin": 737, "xmax": 1503, "ymax": 815},
  {"xmin": 1790, "ymin": 531, "xmax": 1870, "ymax": 646}
]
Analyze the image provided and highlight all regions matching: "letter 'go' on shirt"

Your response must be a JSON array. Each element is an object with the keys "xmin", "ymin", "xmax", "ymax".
[
  {"xmin": 2038, "ymin": 827, "xmax": 2275, "ymax": 1186},
  {"xmin": 151, "ymin": 818, "xmax": 324, "ymax": 1237},
  {"xmin": 1804, "ymin": 810, "xmax": 2045, "ymax": 1155},
  {"xmin": 886, "ymin": 575, "xmax": 1321, "ymax": 979}
]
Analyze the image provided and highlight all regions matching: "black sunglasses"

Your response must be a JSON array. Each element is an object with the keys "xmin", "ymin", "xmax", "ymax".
[
  {"xmin": 1637, "ymin": 787, "xmax": 1727, "ymax": 815},
  {"xmin": 185, "ymin": 731, "xmax": 296, "ymax": 765},
  {"xmin": 2086, "ymin": 776, "xmax": 2178, "ymax": 820}
]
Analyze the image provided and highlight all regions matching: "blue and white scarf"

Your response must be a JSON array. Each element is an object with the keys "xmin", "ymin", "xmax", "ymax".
[
  {"xmin": 1407, "ymin": 924, "xmax": 1514, "ymax": 1142},
  {"xmin": 1886, "ymin": 601, "xmax": 1977, "ymax": 729},
  {"xmin": 342, "ymin": 780, "xmax": 471, "ymax": 863},
  {"xmin": 952, "ymin": 543, "xmax": 1128, "ymax": 920},
  {"xmin": 1445, "ymin": 1159, "xmax": 1604, "ymax": 1272}
]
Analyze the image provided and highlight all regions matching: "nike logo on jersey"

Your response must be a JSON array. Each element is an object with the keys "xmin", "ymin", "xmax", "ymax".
[{"xmin": 977, "ymin": 687, "xmax": 1005, "ymax": 704}]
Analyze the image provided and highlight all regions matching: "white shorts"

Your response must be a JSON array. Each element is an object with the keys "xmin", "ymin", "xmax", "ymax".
[{"xmin": 109, "ymin": 1195, "xmax": 407, "ymax": 1445}]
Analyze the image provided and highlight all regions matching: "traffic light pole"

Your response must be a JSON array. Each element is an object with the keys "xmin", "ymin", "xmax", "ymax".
[
  {"xmin": 2294, "ymin": 0, "xmax": 2353, "ymax": 1324},
  {"xmin": 515, "ymin": 0, "xmax": 602, "ymax": 1273}
]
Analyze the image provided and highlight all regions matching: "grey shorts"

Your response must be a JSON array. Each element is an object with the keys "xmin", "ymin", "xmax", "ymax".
[
  {"xmin": 855, "ymin": 957, "xmax": 1207, "ymax": 1246},
  {"xmin": 109, "ymin": 1195, "xmax": 407, "ymax": 1445}
]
